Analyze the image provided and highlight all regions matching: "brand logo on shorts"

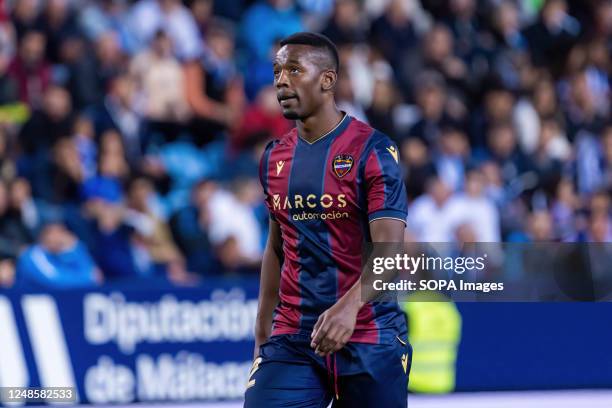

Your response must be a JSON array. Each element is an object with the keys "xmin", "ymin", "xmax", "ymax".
[
  {"xmin": 332, "ymin": 154, "xmax": 353, "ymax": 178},
  {"xmin": 401, "ymin": 353, "xmax": 408, "ymax": 374},
  {"xmin": 246, "ymin": 357, "xmax": 262, "ymax": 390}
]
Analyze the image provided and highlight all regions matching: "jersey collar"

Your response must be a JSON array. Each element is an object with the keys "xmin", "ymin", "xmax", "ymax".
[{"xmin": 297, "ymin": 113, "xmax": 351, "ymax": 146}]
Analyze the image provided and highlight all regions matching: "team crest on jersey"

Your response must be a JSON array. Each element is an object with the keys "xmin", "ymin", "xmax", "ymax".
[{"xmin": 332, "ymin": 154, "xmax": 353, "ymax": 178}]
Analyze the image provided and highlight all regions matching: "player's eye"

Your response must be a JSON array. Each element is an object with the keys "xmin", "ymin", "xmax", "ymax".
[{"xmin": 290, "ymin": 67, "xmax": 300, "ymax": 74}]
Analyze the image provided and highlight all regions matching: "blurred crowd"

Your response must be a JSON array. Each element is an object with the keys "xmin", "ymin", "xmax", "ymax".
[{"xmin": 0, "ymin": 0, "xmax": 610, "ymax": 288}]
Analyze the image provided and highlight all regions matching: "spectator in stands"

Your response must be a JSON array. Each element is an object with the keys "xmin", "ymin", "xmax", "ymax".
[
  {"xmin": 87, "ymin": 73, "xmax": 142, "ymax": 164},
  {"xmin": 240, "ymin": 0, "xmax": 303, "ymax": 63},
  {"xmin": 0, "ymin": 24, "xmax": 19, "ymax": 106},
  {"xmin": 45, "ymin": 137, "xmax": 83, "ymax": 205},
  {"xmin": 434, "ymin": 123, "xmax": 470, "ymax": 191},
  {"xmin": 483, "ymin": 121, "xmax": 533, "ymax": 187},
  {"xmin": 592, "ymin": 0, "xmax": 612, "ymax": 39},
  {"xmin": 514, "ymin": 75, "xmax": 564, "ymax": 156},
  {"xmin": 322, "ymin": 0, "xmax": 368, "ymax": 45},
  {"xmin": 0, "ymin": 179, "xmax": 32, "ymax": 261},
  {"xmin": 0, "ymin": 255, "xmax": 15, "ymax": 287},
  {"xmin": 78, "ymin": 0, "xmax": 135, "ymax": 52},
  {"xmin": 551, "ymin": 178, "xmax": 578, "ymax": 240},
  {"xmin": 479, "ymin": 160, "xmax": 507, "ymax": 205},
  {"xmin": 0, "ymin": 127, "xmax": 16, "ymax": 183},
  {"xmin": 206, "ymin": 178, "xmax": 262, "ymax": 272},
  {"xmin": 370, "ymin": 0, "xmax": 419, "ymax": 75},
  {"xmin": 81, "ymin": 141, "xmax": 128, "ymax": 204},
  {"xmin": 184, "ymin": 20, "xmax": 245, "ymax": 146},
  {"xmin": 529, "ymin": 117, "xmax": 566, "ymax": 195},
  {"xmin": 408, "ymin": 175, "xmax": 457, "ymax": 242},
  {"xmin": 486, "ymin": 1, "xmax": 530, "ymax": 91},
  {"xmin": 125, "ymin": 175, "xmax": 195, "ymax": 284},
  {"xmin": 8, "ymin": 29, "xmax": 50, "ymax": 108},
  {"xmin": 447, "ymin": 168, "xmax": 501, "ymax": 242},
  {"xmin": 16, "ymin": 221, "xmax": 101, "ymax": 288},
  {"xmin": 231, "ymin": 85, "xmax": 291, "ymax": 153},
  {"xmin": 8, "ymin": 177, "xmax": 52, "ymax": 241},
  {"xmin": 335, "ymin": 42, "xmax": 376, "ymax": 108},
  {"xmin": 88, "ymin": 200, "xmax": 144, "ymax": 280},
  {"xmin": 169, "ymin": 178, "xmax": 219, "ymax": 275},
  {"xmin": 243, "ymin": 38, "xmax": 280, "ymax": 101},
  {"xmin": 10, "ymin": 0, "xmax": 39, "ymax": 40},
  {"xmin": 404, "ymin": 71, "xmax": 452, "ymax": 146},
  {"xmin": 589, "ymin": 189, "xmax": 610, "ymax": 215},
  {"xmin": 584, "ymin": 40, "xmax": 610, "ymax": 113},
  {"xmin": 336, "ymin": 67, "xmax": 368, "ymax": 124},
  {"xmin": 598, "ymin": 126, "xmax": 612, "ymax": 189},
  {"xmin": 471, "ymin": 81, "xmax": 516, "ymax": 148},
  {"xmin": 444, "ymin": 0, "xmax": 480, "ymax": 62},
  {"xmin": 491, "ymin": 0, "xmax": 527, "ymax": 52},
  {"xmin": 72, "ymin": 116, "xmax": 97, "ymax": 180},
  {"xmin": 401, "ymin": 24, "xmax": 468, "ymax": 97},
  {"xmin": 186, "ymin": 0, "xmax": 215, "ymax": 34},
  {"xmin": 563, "ymin": 68, "xmax": 608, "ymax": 141},
  {"xmin": 365, "ymin": 65, "xmax": 402, "ymax": 141},
  {"xmin": 401, "ymin": 137, "xmax": 436, "ymax": 200},
  {"xmin": 18, "ymin": 84, "xmax": 73, "ymax": 156},
  {"xmin": 128, "ymin": 0, "xmax": 201, "ymax": 60},
  {"xmin": 578, "ymin": 211, "xmax": 612, "ymax": 242},
  {"xmin": 526, "ymin": 210, "xmax": 555, "ymax": 242},
  {"xmin": 523, "ymin": 0, "xmax": 580, "ymax": 75},
  {"xmin": 574, "ymin": 116, "xmax": 612, "ymax": 191},
  {"xmin": 130, "ymin": 29, "xmax": 190, "ymax": 147},
  {"xmin": 67, "ymin": 30, "xmax": 126, "ymax": 109},
  {"xmin": 37, "ymin": 0, "xmax": 80, "ymax": 64}
]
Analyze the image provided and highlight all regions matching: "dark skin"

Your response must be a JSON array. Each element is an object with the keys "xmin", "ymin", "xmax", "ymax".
[
  {"xmin": 254, "ymin": 218, "xmax": 282, "ymax": 358},
  {"xmin": 273, "ymin": 44, "xmax": 344, "ymax": 142},
  {"xmin": 253, "ymin": 44, "xmax": 406, "ymax": 358}
]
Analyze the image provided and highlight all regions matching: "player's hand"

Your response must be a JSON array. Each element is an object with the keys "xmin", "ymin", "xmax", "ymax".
[
  {"xmin": 253, "ymin": 341, "xmax": 262, "ymax": 360},
  {"xmin": 310, "ymin": 296, "xmax": 360, "ymax": 356}
]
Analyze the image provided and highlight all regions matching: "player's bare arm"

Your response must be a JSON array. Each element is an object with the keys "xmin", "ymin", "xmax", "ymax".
[
  {"xmin": 310, "ymin": 218, "xmax": 405, "ymax": 356},
  {"xmin": 253, "ymin": 219, "xmax": 282, "ymax": 359}
]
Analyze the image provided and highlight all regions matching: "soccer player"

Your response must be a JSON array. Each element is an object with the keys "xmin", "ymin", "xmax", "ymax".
[{"xmin": 244, "ymin": 32, "xmax": 411, "ymax": 408}]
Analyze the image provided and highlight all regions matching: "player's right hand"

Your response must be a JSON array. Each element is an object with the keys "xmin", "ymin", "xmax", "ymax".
[
  {"xmin": 253, "ymin": 336, "xmax": 266, "ymax": 359},
  {"xmin": 310, "ymin": 295, "xmax": 360, "ymax": 356}
]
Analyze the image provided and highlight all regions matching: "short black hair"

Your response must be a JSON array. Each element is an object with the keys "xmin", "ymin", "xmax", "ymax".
[{"xmin": 279, "ymin": 32, "xmax": 339, "ymax": 73}]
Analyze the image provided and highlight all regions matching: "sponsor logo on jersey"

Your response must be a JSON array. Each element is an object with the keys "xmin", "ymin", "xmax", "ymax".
[
  {"xmin": 272, "ymin": 193, "xmax": 347, "ymax": 211},
  {"xmin": 276, "ymin": 160, "xmax": 285, "ymax": 176},
  {"xmin": 271, "ymin": 193, "xmax": 350, "ymax": 222}
]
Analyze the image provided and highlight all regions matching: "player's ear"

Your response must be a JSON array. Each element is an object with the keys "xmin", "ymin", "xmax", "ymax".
[{"xmin": 321, "ymin": 70, "xmax": 337, "ymax": 92}]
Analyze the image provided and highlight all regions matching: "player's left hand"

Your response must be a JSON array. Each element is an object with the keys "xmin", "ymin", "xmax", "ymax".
[{"xmin": 310, "ymin": 296, "xmax": 360, "ymax": 356}]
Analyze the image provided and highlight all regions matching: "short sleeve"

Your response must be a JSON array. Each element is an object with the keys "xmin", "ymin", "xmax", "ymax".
[
  {"xmin": 259, "ymin": 140, "xmax": 277, "ymax": 221},
  {"xmin": 363, "ymin": 135, "xmax": 408, "ymax": 224}
]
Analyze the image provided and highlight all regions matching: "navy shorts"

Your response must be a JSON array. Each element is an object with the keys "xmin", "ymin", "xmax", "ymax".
[{"xmin": 244, "ymin": 334, "xmax": 412, "ymax": 408}]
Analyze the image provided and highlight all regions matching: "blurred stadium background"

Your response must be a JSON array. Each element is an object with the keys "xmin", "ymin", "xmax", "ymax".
[{"xmin": 0, "ymin": 0, "xmax": 611, "ymax": 405}]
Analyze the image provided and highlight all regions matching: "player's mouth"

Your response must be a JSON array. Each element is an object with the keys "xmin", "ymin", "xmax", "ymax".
[{"xmin": 278, "ymin": 93, "xmax": 298, "ymax": 103}]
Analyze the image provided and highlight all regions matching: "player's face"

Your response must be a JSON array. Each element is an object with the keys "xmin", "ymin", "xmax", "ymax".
[{"xmin": 273, "ymin": 45, "xmax": 326, "ymax": 120}]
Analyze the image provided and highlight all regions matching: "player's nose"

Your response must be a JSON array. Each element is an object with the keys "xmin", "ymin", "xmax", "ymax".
[{"xmin": 275, "ymin": 69, "xmax": 290, "ymax": 88}]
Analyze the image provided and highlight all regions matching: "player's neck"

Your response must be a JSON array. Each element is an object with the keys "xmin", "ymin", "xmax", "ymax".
[{"xmin": 296, "ymin": 107, "xmax": 344, "ymax": 144}]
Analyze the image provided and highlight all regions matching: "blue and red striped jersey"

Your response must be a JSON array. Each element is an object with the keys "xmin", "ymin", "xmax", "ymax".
[{"xmin": 259, "ymin": 114, "xmax": 408, "ymax": 344}]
